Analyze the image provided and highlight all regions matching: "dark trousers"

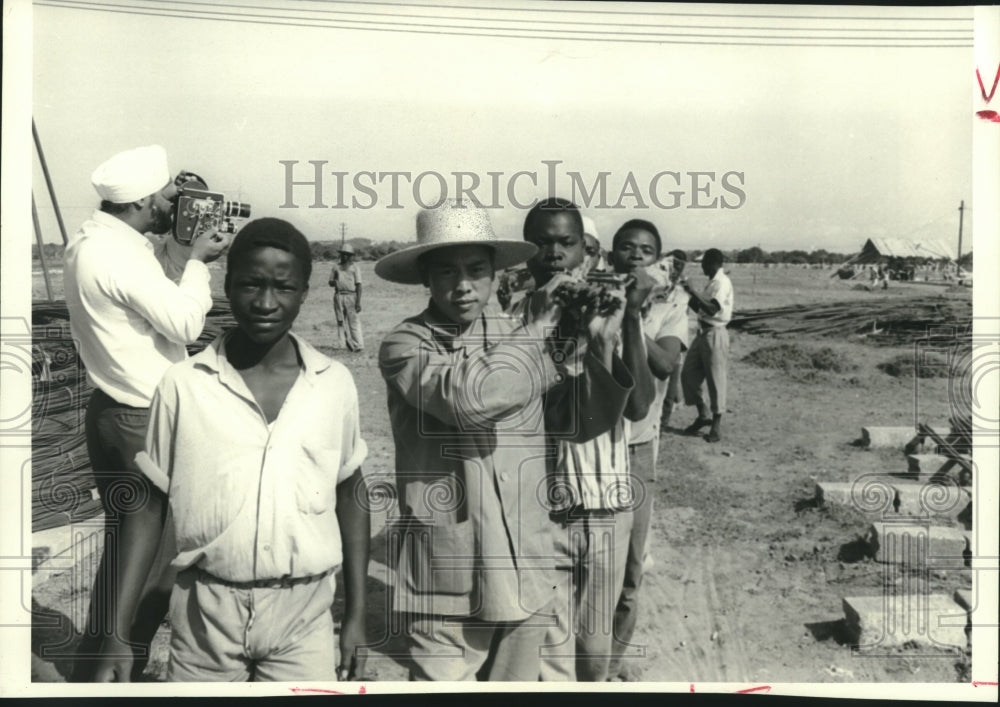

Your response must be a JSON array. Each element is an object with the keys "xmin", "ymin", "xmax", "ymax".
[
  {"xmin": 71, "ymin": 388, "xmax": 176, "ymax": 682},
  {"xmin": 609, "ymin": 440, "xmax": 655, "ymax": 678}
]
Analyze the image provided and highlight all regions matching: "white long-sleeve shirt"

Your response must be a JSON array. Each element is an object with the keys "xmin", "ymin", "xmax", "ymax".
[{"xmin": 63, "ymin": 209, "xmax": 212, "ymax": 407}]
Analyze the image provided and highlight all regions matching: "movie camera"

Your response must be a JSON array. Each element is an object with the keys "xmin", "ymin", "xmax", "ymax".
[{"xmin": 171, "ymin": 171, "xmax": 251, "ymax": 245}]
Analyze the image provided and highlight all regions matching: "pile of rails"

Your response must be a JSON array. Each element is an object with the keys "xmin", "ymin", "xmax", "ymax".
[
  {"xmin": 31, "ymin": 298, "xmax": 234, "ymax": 532},
  {"xmin": 729, "ymin": 295, "xmax": 971, "ymax": 345}
]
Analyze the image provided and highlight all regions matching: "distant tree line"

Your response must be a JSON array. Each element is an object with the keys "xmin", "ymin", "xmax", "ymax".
[
  {"xmin": 723, "ymin": 247, "xmax": 849, "ymax": 265},
  {"xmin": 30, "ymin": 239, "xmax": 412, "ymax": 264},
  {"xmin": 31, "ymin": 242, "xmax": 971, "ymax": 268},
  {"xmin": 310, "ymin": 239, "xmax": 410, "ymax": 261}
]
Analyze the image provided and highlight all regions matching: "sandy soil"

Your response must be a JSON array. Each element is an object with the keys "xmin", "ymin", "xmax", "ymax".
[{"xmin": 30, "ymin": 262, "xmax": 972, "ymax": 684}]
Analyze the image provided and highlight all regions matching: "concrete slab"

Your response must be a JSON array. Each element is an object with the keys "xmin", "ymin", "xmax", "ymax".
[
  {"xmin": 893, "ymin": 480, "xmax": 970, "ymax": 519},
  {"xmin": 816, "ymin": 479, "xmax": 900, "ymax": 515},
  {"xmin": 815, "ymin": 481, "xmax": 854, "ymax": 507},
  {"xmin": 862, "ymin": 424, "xmax": 949, "ymax": 451},
  {"xmin": 864, "ymin": 522, "xmax": 969, "ymax": 567},
  {"xmin": 842, "ymin": 594, "xmax": 968, "ymax": 651},
  {"xmin": 862, "ymin": 426, "xmax": 922, "ymax": 449}
]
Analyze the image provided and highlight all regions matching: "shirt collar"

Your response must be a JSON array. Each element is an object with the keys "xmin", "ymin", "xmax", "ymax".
[
  {"xmin": 88, "ymin": 209, "xmax": 155, "ymax": 252},
  {"xmin": 420, "ymin": 300, "xmax": 499, "ymax": 351},
  {"xmin": 193, "ymin": 329, "xmax": 332, "ymax": 382}
]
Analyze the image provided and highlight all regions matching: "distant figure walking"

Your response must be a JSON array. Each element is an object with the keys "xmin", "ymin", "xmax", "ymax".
[{"xmin": 329, "ymin": 244, "xmax": 364, "ymax": 351}]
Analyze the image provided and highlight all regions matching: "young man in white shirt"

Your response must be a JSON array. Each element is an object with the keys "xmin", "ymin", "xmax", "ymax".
[
  {"xmin": 680, "ymin": 248, "xmax": 735, "ymax": 443},
  {"xmin": 605, "ymin": 222, "xmax": 689, "ymax": 681},
  {"xmin": 93, "ymin": 218, "xmax": 370, "ymax": 682},
  {"xmin": 63, "ymin": 145, "xmax": 230, "ymax": 680}
]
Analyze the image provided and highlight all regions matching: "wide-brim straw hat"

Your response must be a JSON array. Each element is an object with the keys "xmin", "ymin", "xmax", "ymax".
[{"xmin": 375, "ymin": 202, "xmax": 538, "ymax": 285}]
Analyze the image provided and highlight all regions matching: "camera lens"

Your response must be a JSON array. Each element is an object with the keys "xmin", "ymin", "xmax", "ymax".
[{"xmin": 222, "ymin": 201, "xmax": 251, "ymax": 219}]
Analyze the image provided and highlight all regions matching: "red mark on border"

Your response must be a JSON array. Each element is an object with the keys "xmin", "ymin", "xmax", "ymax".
[
  {"xmin": 972, "ymin": 681, "xmax": 998, "ymax": 687},
  {"xmin": 289, "ymin": 686, "xmax": 368, "ymax": 696},
  {"xmin": 977, "ymin": 65, "xmax": 1000, "ymax": 103},
  {"xmin": 976, "ymin": 110, "xmax": 1000, "ymax": 123},
  {"xmin": 689, "ymin": 683, "xmax": 695, "ymax": 693},
  {"xmin": 290, "ymin": 687, "xmax": 344, "ymax": 695},
  {"xmin": 735, "ymin": 685, "xmax": 772, "ymax": 694}
]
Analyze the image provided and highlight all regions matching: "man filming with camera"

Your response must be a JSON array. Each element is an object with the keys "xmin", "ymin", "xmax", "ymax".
[{"xmin": 63, "ymin": 144, "xmax": 230, "ymax": 681}]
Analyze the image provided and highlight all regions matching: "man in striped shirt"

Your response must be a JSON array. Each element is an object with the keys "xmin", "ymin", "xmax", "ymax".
[{"xmin": 516, "ymin": 199, "xmax": 655, "ymax": 681}]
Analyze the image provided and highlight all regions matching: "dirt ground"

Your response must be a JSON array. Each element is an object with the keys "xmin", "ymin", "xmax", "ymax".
[{"xmin": 30, "ymin": 262, "xmax": 973, "ymax": 684}]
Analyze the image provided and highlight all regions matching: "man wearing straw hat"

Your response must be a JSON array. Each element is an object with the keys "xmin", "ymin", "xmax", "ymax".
[
  {"xmin": 375, "ymin": 201, "xmax": 633, "ymax": 681},
  {"xmin": 328, "ymin": 243, "xmax": 364, "ymax": 352},
  {"xmin": 63, "ymin": 144, "xmax": 231, "ymax": 680}
]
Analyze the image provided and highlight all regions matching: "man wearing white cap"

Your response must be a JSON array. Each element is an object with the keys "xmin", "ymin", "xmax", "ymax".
[
  {"xmin": 375, "ymin": 201, "xmax": 633, "ymax": 681},
  {"xmin": 328, "ymin": 243, "xmax": 364, "ymax": 351},
  {"xmin": 63, "ymin": 144, "xmax": 230, "ymax": 681},
  {"xmin": 581, "ymin": 215, "xmax": 607, "ymax": 273}
]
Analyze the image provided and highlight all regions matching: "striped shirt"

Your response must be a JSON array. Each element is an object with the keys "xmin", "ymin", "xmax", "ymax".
[
  {"xmin": 551, "ymin": 327, "xmax": 640, "ymax": 512},
  {"xmin": 509, "ymin": 281, "xmax": 638, "ymax": 512},
  {"xmin": 555, "ymin": 416, "xmax": 631, "ymax": 511}
]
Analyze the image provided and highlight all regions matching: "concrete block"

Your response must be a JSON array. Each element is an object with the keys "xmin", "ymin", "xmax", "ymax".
[
  {"xmin": 842, "ymin": 594, "xmax": 967, "ymax": 651},
  {"xmin": 815, "ymin": 481, "xmax": 854, "ymax": 507},
  {"xmin": 864, "ymin": 522, "xmax": 969, "ymax": 567},
  {"xmin": 893, "ymin": 481, "xmax": 969, "ymax": 519},
  {"xmin": 816, "ymin": 480, "xmax": 898, "ymax": 515},
  {"xmin": 862, "ymin": 424, "xmax": 949, "ymax": 450},
  {"xmin": 862, "ymin": 426, "xmax": 922, "ymax": 449}
]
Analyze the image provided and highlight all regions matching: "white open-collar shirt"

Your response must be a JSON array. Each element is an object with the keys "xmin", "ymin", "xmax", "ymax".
[
  {"xmin": 63, "ymin": 209, "xmax": 213, "ymax": 407},
  {"xmin": 136, "ymin": 331, "xmax": 368, "ymax": 582}
]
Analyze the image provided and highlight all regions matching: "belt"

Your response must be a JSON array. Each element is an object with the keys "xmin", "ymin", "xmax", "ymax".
[
  {"xmin": 195, "ymin": 566, "xmax": 333, "ymax": 589},
  {"xmin": 335, "ymin": 290, "xmax": 356, "ymax": 294},
  {"xmin": 549, "ymin": 505, "xmax": 618, "ymax": 523},
  {"xmin": 628, "ymin": 440, "xmax": 653, "ymax": 452}
]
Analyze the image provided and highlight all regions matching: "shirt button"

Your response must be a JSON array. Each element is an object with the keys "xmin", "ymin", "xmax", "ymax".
[
  {"xmin": 499, "ymin": 472, "xmax": 510, "ymax": 483},
  {"xmin": 263, "ymin": 544, "xmax": 271, "ymax": 552}
]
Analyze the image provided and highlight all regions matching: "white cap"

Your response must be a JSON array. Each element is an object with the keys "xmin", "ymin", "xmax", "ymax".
[
  {"xmin": 91, "ymin": 145, "xmax": 170, "ymax": 203},
  {"xmin": 581, "ymin": 215, "xmax": 600, "ymax": 240}
]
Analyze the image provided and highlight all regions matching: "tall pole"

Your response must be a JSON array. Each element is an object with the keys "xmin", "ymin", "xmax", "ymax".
[
  {"xmin": 340, "ymin": 222, "xmax": 346, "ymax": 248},
  {"xmin": 32, "ymin": 194, "xmax": 54, "ymax": 302},
  {"xmin": 956, "ymin": 200, "xmax": 964, "ymax": 270},
  {"xmin": 32, "ymin": 120, "xmax": 70, "ymax": 246}
]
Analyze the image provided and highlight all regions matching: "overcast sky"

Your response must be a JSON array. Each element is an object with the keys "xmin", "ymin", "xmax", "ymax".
[{"xmin": 31, "ymin": 1, "xmax": 974, "ymax": 253}]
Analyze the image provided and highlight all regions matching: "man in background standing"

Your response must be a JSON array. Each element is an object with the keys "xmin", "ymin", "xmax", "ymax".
[
  {"xmin": 329, "ymin": 243, "xmax": 364, "ymax": 352},
  {"xmin": 679, "ymin": 248, "xmax": 734, "ymax": 443}
]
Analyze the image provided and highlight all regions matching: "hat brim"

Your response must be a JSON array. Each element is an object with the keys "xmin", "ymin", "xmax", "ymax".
[{"xmin": 375, "ymin": 239, "xmax": 538, "ymax": 285}]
